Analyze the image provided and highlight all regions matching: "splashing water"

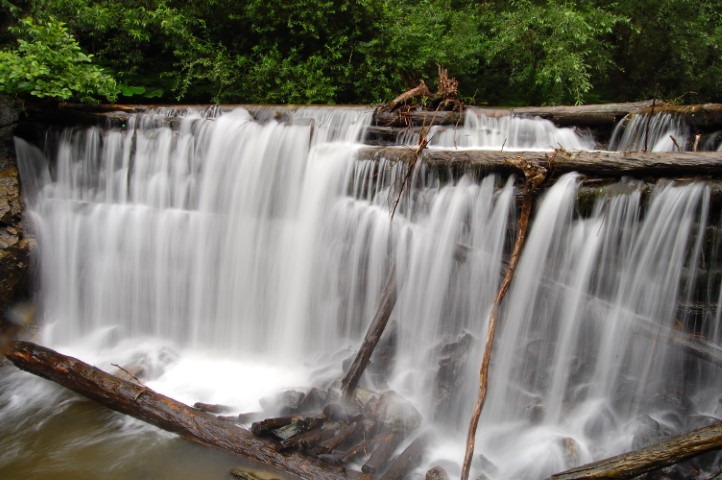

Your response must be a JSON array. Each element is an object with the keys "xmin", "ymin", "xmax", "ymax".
[{"xmin": 5, "ymin": 106, "xmax": 722, "ymax": 479}]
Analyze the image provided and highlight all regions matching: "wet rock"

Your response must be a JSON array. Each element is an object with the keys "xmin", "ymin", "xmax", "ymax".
[
  {"xmin": 560, "ymin": 436, "xmax": 580, "ymax": 468},
  {"xmin": 433, "ymin": 332, "xmax": 473, "ymax": 422},
  {"xmin": 631, "ymin": 415, "xmax": 674, "ymax": 450},
  {"xmin": 297, "ymin": 387, "xmax": 327, "ymax": 413},
  {"xmin": 527, "ymin": 403, "xmax": 546, "ymax": 424},
  {"xmin": 0, "ymin": 167, "xmax": 31, "ymax": 316},
  {"xmin": 260, "ymin": 389, "xmax": 305, "ymax": 415},
  {"xmin": 229, "ymin": 467, "xmax": 280, "ymax": 480},
  {"xmin": 426, "ymin": 466, "xmax": 449, "ymax": 480},
  {"xmin": 375, "ymin": 390, "xmax": 422, "ymax": 432},
  {"xmin": 472, "ymin": 453, "xmax": 499, "ymax": 477}
]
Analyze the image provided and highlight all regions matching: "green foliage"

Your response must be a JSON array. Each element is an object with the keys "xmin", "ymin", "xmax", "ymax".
[
  {"xmin": 1, "ymin": 0, "xmax": 720, "ymax": 105},
  {"xmin": 478, "ymin": 0, "xmax": 625, "ymax": 105},
  {"xmin": 0, "ymin": 16, "xmax": 117, "ymax": 102}
]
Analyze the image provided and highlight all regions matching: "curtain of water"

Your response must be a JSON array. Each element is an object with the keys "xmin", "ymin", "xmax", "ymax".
[
  {"xmin": 9, "ymin": 107, "xmax": 722, "ymax": 479},
  {"xmin": 397, "ymin": 108, "xmax": 595, "ymax": 151}
]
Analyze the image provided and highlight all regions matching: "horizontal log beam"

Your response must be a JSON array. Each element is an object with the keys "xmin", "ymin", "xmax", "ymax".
[
  {"xmin": 3, "ymin": 341, "xmax": 362, "ymax": 480},
  {"xmin": 549, "ymin": 420, "xmax": 722, "ymax": 479},
  {"xmin": 357, "ymin": 147, "xmax": 722, "ymax": 179}
]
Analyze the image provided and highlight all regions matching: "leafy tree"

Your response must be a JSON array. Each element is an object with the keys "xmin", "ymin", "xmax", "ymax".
[{"xmin": 0, "ymin": 16, "xmax": 117, "ymax": 102}]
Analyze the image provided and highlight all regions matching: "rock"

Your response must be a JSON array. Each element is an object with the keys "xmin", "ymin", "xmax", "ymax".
[
  {"xmin": 297, "ymin": 387, "xmax": 327, "ymax": 413},
  {"xmin": 632, "ymin": 415, "xmax": 674, "ymax": 450},
  {"xmin": 433, "ymin": 332, "xmax": 473, "ymax": 422},
  {"xmin": 472, "ymin": 453, "xmax": 499, "ymax": 477},
  {"xmin": 229, "ymin": 467, "xmax": 280, "ymax": 480},
  {"xmin": 260, "ymin": 389, "xmax": 305, "ymax": 415},
  {"xmin": 426, "ymin": 465, "xmax": 450, "ymax": 480},
  {"xmin": 560, "ymin": 436, "xmax": 580, "ymax": 468},
  {"xmin": 375, "ymin": 390, "xmax": 422, "ymax": 432},
  {"xmin": 0, "ymin": 167, "xmax": 31, "ymax": 316}
]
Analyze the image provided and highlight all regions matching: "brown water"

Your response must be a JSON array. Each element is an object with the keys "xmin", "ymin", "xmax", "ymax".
[{"xmin": 0, "ymin": 366, "xmax": 290, "ymax": 480}]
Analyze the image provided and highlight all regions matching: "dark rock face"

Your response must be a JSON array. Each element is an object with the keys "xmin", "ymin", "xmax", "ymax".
[{"xmin": 0, "ymin": 95, "xmax": 31, "ymax": 317}]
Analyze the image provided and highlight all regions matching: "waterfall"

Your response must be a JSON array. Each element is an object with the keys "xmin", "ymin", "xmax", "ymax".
[
  {"xmin": 5, "ymin": 106, "xmax": 722, "ymax": 479},
  {"xmin": 397, "ymin": 108, "xmax": 595, "ymax": 151},
  {"xmin": 609, "ymin": 112, "xmax": 691, "ymax": 151}
]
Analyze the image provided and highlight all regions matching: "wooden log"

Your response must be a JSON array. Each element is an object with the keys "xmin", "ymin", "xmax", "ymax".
[
  {"xmin": 280, "ymin": 424, "xmax": 338, "ymax": 450},
  {"xmin": 358, "ymin": 147, "xmax": 722, "ymax": 179},
  {"xmin": 3, "ymin": 341, "xmax": 362, "ymax": 480},
  {"xmin": 315, "ymin": 420, "xmax": 365, "ymax": 454},
  {"xmin": 381, "ymin": 433, "xmax": 430, "ymax": 480},
  {"xmin": 362, "ymin": 429, "xmax": 406, "ymax": 474},
  {"xmin": 548, "ymin": 420, "xmax": 722, "ymax": 480},
  {"xmin": 341, "ymin": 266, "xmax": 398, "ymax": 398}
]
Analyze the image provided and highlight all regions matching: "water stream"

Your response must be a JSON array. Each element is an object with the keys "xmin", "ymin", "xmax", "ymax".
[{"xmin": 2, "ymin": 106, "xmax": 721, "ymax": 479}]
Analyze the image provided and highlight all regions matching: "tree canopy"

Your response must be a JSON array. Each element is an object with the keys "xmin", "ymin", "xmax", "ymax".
[{"xmin": 1, "ymin": 0, "xmax": 720, "ymax": 105}]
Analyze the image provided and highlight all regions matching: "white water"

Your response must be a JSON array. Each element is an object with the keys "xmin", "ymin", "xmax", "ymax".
[
  {"xmin": 5, "ymin": 107, "xmax": 722, "ymax": 479},
  {"xmin": 609, "ymin": 112, "xmax": 691, "ymax": 151},
  {"xmin": 399, "ymin": 108, "xmax": 595, "ymax": 151}
]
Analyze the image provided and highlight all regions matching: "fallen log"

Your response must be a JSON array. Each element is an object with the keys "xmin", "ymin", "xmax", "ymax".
[
  {"xmin": 358, "ymin": 147, "xmax": 722, "ymax": 179},
  {"xmin": 341, "ymin": 266, "xmax": 398, "ymax": 398},
  {"xmin": 3, "ymin": 341, "xmax": 363, "ymax": 480},
  {"xmin": 548, "ymin": 420, "xmax": 722, "ymax": 479},
  {"xmin": 381, "ymin": 433, "xmax": 430, "ymax": 480}
]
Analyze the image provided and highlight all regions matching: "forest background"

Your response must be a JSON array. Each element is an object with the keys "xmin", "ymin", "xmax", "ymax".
[{"xmin": 0, "ymin": 0, "xmax": 720, "ymax": 106}]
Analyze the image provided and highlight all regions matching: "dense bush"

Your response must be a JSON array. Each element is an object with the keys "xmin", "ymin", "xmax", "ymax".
[{"xmin": 1, "ymin": 0, "xmax": 720, "ymax": 105}]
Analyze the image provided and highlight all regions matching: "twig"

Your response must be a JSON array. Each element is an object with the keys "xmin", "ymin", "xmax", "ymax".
[
  {"xmin": 111, "ymin": 363, "xmax": 146, "ymax": 387},
  {"xmin": 670, "ymin": 135, "xmax": 681, "ymax": 151},
  {"xmin": 459, "ymin": 158, "xmax": 547, "ymax": 480}
]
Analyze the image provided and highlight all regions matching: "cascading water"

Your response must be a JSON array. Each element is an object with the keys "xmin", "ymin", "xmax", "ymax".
[
  {"xmin": 3, "ymin": 106, "xmax": 722, "ymax": 480},
  {"xmin": 609, "ymin": 112, "xmax": 691, "ymax": 151},
  {"xmin": 398, "ymin": 108, "xmax": 595, "ymax": 150}
]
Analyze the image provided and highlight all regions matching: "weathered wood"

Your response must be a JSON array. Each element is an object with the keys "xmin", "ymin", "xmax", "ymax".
[
  {"xmin": 3, "ymin": 341, "xmax": 362, "ymax": 480},
  {"xmin": 358, "ymin": 147, "xmax": 722, "ymax": 179},
  {"xmin": 381, "ymin": 433, "xmax": 430, "ymax": 480},
  {"xmin": 341, "ymin": 266, "xmax": 398, "ymax": 398},
  {"xmin": 549, "ymin": 420, "xmax": 722, "ymax": 480},
  {"xmin": 315, "ymin": 420, "xmax": 365, "ymax": 454},
  {"xmin": 511, "ymin": 100, "xmax": 662, "ymax": 126},
  {"xmin": 280, "ymin": 424, "xmax": 337, "ymax": 450},
  {"xmin": 362, "ymin": 429, "xmax": 406, "ymax": 474}
]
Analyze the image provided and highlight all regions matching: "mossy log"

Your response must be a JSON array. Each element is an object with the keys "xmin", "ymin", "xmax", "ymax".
[
  {"xmin": 357, "ymin": 147, "xmax": 722, "ymax": 179},
  {"xmin": 549, "ymin": 420, "xmax": 722, "ymax": 479},
  {"xmin": 3, "ymin": 341, "xmax": 363, "ymax": 480}
]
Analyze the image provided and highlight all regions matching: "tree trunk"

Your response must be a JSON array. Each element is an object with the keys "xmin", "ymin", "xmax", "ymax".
[
  {"xmin": 549, "ymin": 420, "xmax": 722, "ymax": 479},
  {"xmin": 358, "ymin": 148, "xmax": 722, "ymax": 179},
  {"xmin": 341, "ymin": 266, "xmax": 397, "ymax": 398},
  {"xmin": 3, "ymin": 341, "xmax": 363, "ymax": 480}
]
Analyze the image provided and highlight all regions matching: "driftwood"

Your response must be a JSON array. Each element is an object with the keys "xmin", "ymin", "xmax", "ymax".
[
  {"xmin": 341, "ymin": 266, "xmax": 398, "ymax": 398},
  {"xmin": 460, "ymin": 158, "xmax": 547, "ymax": 480},
  {"xmin": 362, "ymin": 430, "xmax": 406, "ymax": 473},
  {"xmin": 358, "ymin": 147, "xmax": 722, "ymax": 179},
  {"xmin": 3, "ymin": 341, "xmax": 362, "ymax": 480},
  {"xmin": 381, "ymin": 433, "xmax": 430, "ymax": 480},
  {"xmin": 373, "ymin": 101, "xmax": 722, "ymax": 129},
  {"xmin": 549, "ymin": 420, "xmax": 722, "ymax": 479}
]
